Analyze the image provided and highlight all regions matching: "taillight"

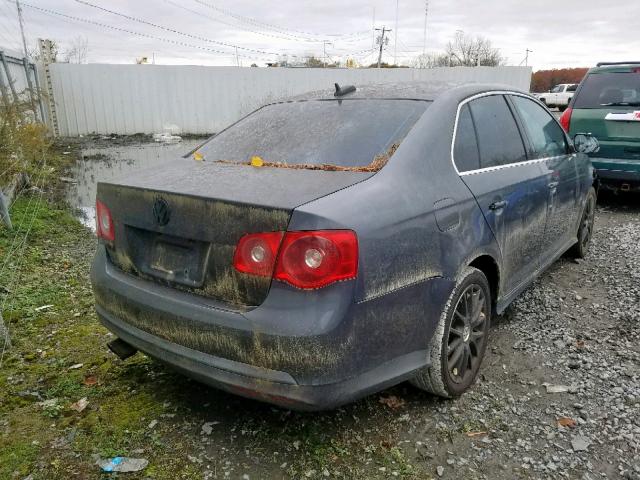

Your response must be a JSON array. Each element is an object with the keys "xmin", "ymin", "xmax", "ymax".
[
  {"xmin": 233, "ymin": 230, "xmax": 358, "ymax": 290},
  {"xmin": 96, "ymin": 200, "xmax": 115, "ymax": 242},
  {"xmin": 559, "ymin": 107, "xmax": 572, "ymax": 133},
  {"xmin": 233, "ymin": 232, "xmax": 284, "ymax": 277}
]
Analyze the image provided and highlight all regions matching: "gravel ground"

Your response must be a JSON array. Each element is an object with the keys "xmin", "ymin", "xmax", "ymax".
[{"xmin": 123, "ymin": 192, "xmax": 639, "ymax": 479}]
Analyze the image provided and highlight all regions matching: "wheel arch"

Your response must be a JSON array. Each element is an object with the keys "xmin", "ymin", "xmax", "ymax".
[{"xmin": 468, "ymin": 255, "xmax": 500, "ymax": 310}]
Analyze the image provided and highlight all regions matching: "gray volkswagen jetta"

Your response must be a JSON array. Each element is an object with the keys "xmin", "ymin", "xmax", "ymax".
[{"xmin": 91, "ymin": 82, "xmax": 599, "ymax": 410}]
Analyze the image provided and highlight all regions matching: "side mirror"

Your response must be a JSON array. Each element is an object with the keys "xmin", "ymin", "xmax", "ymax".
[{"xmin": 573, "ymin": 133, "xmax": 600, "ymax": 154}]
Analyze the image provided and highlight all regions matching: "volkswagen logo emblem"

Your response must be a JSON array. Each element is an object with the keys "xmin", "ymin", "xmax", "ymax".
[{"xmin": 152, "ymin": 197, "xmax": 170, "ymax": 226}]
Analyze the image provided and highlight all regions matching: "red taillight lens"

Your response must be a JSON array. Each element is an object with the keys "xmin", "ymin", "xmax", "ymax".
[
  {"xmin": 96, "ymin": 200, "xmax": 114, "ymax": 242},
  {"xmin": 233, "ymin": 232, "xmax": 284, "ymax": 277},
  {"xmin": 275, "ymin": 230, "xmax": 358, "ymax": 289},
  {"xmin": 559, "ymin": 107, "xmax": 572, "ymax": 133},
  {"xmin": 233, "ymin": 230, "xmax": 358, "ymax": 289}
]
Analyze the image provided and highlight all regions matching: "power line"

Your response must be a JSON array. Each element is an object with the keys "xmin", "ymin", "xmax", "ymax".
[
  {"xmin": 191, "ymin": 0, "xmax": 370, "ymax": 41},
  {"xmin": 72, "ymin": 0, "xmax": 309, "ymax": 60},
  {"xmin": 16, "ymin": 2, "xmax": 281, "ymax": 63},
  {"xmin": 162, "ymin": 0, "xmax": 317, "ymax": 44}
]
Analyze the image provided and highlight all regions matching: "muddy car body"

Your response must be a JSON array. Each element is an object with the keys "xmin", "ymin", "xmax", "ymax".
[{"xmin": 91, "ymin": 82, "xmax": 597, "ymax": 410}]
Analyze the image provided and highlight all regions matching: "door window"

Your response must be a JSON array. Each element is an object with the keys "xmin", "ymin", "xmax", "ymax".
[
  {"xmin": 468, "ymin": 95, "xmax": 527, "ymax": 168},
  {"xmin": 511, "ymin": 96, "xmax": 567, "ymax": 158},
  {"xmin": 453, "ymin": 104, "xmax": 481, "ymax": 172}
]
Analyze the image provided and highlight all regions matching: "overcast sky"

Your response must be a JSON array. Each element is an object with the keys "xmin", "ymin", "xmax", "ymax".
[{"xmin": 0, "ymin": 0, "xmax": 638, "ymax": 70}]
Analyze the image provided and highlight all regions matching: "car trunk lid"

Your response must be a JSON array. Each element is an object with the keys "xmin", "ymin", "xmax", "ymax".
[{"xmin": 97, "ymin": 159, "xmax": 371, "ymax": 309}]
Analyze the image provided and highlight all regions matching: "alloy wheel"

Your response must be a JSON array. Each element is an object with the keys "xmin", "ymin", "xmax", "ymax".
[
  {"xmin": 446, "ymin": 284, "xmax": 488, "ymax": 384},
  {"xmin": 580, "ymin": 195, "xmax": 595, "ymax": 249}
]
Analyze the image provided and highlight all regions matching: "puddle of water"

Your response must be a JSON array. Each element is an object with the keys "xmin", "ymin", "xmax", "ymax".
[{"xmin": 67, "ymin": 140, "xmax": 203, "ymax": 230}]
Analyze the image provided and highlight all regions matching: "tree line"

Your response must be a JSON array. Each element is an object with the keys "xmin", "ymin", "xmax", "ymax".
[{"xmin": 530, "ymin": 68, "xmax": 589, "ymax": 93}]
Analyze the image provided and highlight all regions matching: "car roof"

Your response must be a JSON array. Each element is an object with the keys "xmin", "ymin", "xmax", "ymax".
[
  {"xmin": 590, "ymin": 61, "xmax": 640, "ymax": 74},
  {"xmin": 286, "ymin": 81, "xmax": 528, "ymax": 102}
]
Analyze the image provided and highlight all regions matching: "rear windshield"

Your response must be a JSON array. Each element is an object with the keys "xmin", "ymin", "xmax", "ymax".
[
  {"xmin": 198, "ymin": 99, "xmax": 429, "ymax": 168},
  {"xmin": 574, "ymin": 72, "xmax": 640, "ymax": 108}
]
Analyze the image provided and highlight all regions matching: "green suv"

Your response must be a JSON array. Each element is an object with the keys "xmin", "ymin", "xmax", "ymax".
[{"xmin": 559, "ymin": 62, "xmax": 640, "ymax": 192}]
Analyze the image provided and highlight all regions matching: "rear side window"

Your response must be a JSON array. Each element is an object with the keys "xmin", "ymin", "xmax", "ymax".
[
  {"xmin": 199, "ymin": 99, "xmax": 429, "ymax": 168},
  {"xmin": 567, "ymin": 84, "xmax": 578, "ymax": 92},
  {"xmin": 511, "ymin": 96, "xmax": 567, "ymax": 158},
  {"xmin": 573, "ymin": 72, "xmax": 640, "ymax": 108},
  {"xmin": 468, "ymin": 95, "xmax": 527, "ymax": 168},
  {"xmin": 453, "ymin": 105, "xmax": 481, "ymax": 172}
]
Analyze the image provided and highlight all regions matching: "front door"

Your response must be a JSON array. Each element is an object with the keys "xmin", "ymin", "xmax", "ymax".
[
  {"xmin": 453, "ymin": 94, "xmax": 549, "ymax": 295},
  {"xmin": 509, "ymin": 95, "xmax": 579, "ymax": 258}
]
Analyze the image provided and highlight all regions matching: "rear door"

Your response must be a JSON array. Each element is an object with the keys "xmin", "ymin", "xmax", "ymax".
[
  {"xmin": 570, "ymin": 70, "xmax": 640, "ymax": 160},
  {"xmin": 509, "ymin": 95, "xmax": 579, "ymax": 259},
  {"xmin": 454, "ymin": 94, "xmax": 548, "ymax": 295}
]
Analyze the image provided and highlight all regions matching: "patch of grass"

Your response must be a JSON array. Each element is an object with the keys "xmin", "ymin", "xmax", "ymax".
[
  {"xmin": 378, "ymin": 446, "xmax": 415, "ymax": 478},
  {"xmin": 0, "ymin": 440, "xmax": 40, "ymax": 479}
]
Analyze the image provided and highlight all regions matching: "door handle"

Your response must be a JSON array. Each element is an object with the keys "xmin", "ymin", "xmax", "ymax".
[
  {"xmin": 548, "ymin": 181, "xmax": 559, "ymax": 189},
  {"xmin": 489, "ymin": 200, "xmax": 508, "ymax": 211}
]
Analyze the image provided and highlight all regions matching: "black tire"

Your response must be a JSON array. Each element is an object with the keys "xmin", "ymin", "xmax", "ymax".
[
  {"xmin": 569, "ymin": 187, "xmax": 596, "ymax": 258},
  {"xmin": 559, "ymin": 105, "xmax": 567, "ymax": 112},
  {"xmin": 411, "ymin": 267, "xmax": 491, "ymax": 398}
]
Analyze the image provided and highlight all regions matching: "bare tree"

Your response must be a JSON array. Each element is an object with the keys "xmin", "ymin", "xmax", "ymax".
[
  {"xmin": 411, "ymin": 52, "xmax": 451, "ymax": 68},
  {"xmin": 445, "ymin": 32, "xmax": 504, "ymax": 67},
  {"xmin": 28, "ymin": 40, "xmax": 59, "ymax": 63},
  {"xmin": 63, "ymin": 36, "xmax": 89, "ymax": 64}
]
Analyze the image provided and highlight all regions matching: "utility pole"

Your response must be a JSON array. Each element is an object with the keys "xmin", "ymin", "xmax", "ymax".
[
  {"xmin": 393, "ymin": 0, "xmax": 399, "ymax": 65},
  {"xmin": 15, "ymin": 0, "xmax": 29, "ymax": 59},
  {"xmin": 422, "ymin": 0, "xmax": 429, "ymax": 55},
  {"xmin": 525, "ymin": 48, "xmax": 532, "ymax": 67},
  {"xmin": 375, "ymin": 26, "xmax": 391, "ymax": 69},
  {"xmin": 322, "ymin": 40, "xmax": 332, "ymax": 68}
]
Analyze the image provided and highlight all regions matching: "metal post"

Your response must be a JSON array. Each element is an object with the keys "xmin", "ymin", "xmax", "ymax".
[
  {"xmin": 0, "ymin": 60, "xmax": 9, "ymax": 106},
  {"xmin": 0, "ymin": 191, "xmax": 11, "ymax": 229},
  {"xmin": 0, "ymin": 51, "xmax": 20, "ymax": 103},
  {"xmin": 31, "ymin": 63, "xmax": 46, "ymax": 122},
  {"xmin": 22, "ymin": 57, "xmax": 39, "ymax": 122},
  {"xmin": 16, "ymin": 0, "xmax": 29, "ymax": 60},
  {"xmin": 38, "ymin": 39, "xmax": 59, "ymax": 136},
  {"xmin": 393, "ymin": 0, "xmax": 399, "ymax": 65},
  {"xmin": 422, "ymin": 0, "xmax": 429, "ymax": 55}
]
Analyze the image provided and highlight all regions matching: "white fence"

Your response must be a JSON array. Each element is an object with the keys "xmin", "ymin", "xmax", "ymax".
[{"xmin": 48, "ymin": 64, "xmax": 532, "ymax": 136}]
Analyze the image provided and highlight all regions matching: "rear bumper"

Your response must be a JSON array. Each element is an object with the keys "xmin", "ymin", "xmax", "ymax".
[
  {"xmin": 591, "ymin": 157, "xmax": 640, "ymax": 190},
  {"xmin": 91, "ymin": 246, "xmax": 451, "ymax": 410},
  {"xmin": 98, "ymin": 304, "xmax": 426, "ymax": 410}
]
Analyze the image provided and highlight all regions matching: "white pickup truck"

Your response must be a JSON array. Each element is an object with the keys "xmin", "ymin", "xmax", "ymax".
[{"xmin": 535, "ymin": 83, "xmax": 578, "ymax": 110}]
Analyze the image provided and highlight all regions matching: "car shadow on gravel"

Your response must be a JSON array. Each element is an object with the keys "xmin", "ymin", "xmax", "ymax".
[{"xmin": 597, "ymin": 190, "xmax": 640, "ymax": 213}]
